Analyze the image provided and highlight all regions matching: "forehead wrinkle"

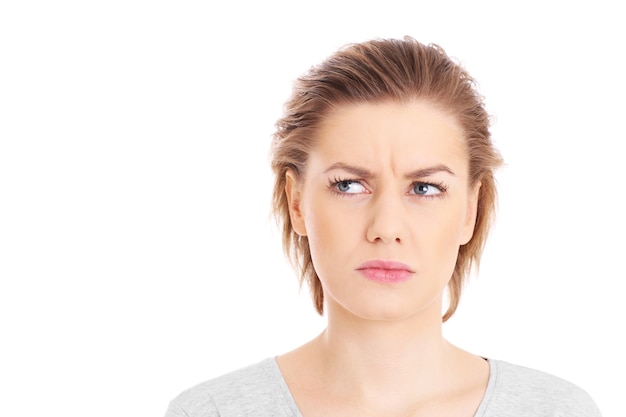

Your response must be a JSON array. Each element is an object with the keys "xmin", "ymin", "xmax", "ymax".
[{"xmin": 313, "ymin": 102, "xmax": 469, "ymax": 181}]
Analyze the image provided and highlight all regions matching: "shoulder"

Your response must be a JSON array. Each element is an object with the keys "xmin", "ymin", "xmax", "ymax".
[
  {"xmin": 164, "ymin": 358, "xmax": 298, "ymax": 417},
  {"xmin": 479, "ymin": 359, "xmax": 601, "ymax": 417}
]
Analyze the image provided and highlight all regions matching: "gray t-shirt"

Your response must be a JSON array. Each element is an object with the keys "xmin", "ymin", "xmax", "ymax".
[{"xmin": 165, "ymin": 357, "xmax": 601, "ymax": 416}]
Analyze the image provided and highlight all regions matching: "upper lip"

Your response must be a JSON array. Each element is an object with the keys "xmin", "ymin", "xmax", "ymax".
[{"xmin": 356, "ymin": 260, "xmax": 414, "ymax": 272}]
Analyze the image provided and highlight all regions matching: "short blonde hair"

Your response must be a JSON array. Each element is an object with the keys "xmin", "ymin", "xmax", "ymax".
[{"xmin": 271, "ymin": 37, "xmax": 503, "ymax": 321}]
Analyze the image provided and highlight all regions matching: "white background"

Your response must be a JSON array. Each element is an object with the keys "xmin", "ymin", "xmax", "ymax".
[{"xmin": 1, "ymin": 1, "xmax": 624, "ymax": 416}]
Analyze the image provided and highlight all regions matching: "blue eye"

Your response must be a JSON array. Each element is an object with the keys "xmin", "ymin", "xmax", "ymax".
[
  {"xmin": 410, "ymin": 182, "xmax": 443, "ymax": 196},
  {"xmin": 336, "ymin": 180, "xmax": 365, "ymax": 194}
]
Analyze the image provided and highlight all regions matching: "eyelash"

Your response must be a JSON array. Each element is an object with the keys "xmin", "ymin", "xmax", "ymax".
[{"xmin": 326, "ymin": 177, "xmax": 448, "ymax": 199}]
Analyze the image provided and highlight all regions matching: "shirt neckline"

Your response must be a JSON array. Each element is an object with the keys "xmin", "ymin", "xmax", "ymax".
[{"xmin": 268, "ymin": 356, "xmax": 499, "ymax": 417}]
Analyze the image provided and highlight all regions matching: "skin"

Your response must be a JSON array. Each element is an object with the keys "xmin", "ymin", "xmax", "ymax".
[{"xmin": 279, "ymin": 100, "xmax": 489, "ymax": 417}]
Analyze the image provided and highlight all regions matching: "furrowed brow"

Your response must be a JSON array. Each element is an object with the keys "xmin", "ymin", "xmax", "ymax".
[
  {"xmin": 323, "ymin": 162, "xmax": 373, "ymax": 178},
  {"xmin": 404, "ymin": 165, "xmax": 456, "ymax": 179}
]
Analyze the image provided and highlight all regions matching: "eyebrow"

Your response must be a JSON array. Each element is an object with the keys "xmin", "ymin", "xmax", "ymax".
[
  {"xmin": 323, "ymin": 162, "xmax": 456, "ymax": 178},
  {"xmin": 323, "ymin": 162, "xmax": 373, "ymax": 178},
  {"xmin": 404, "ymin": 165, "xmax": 456, "ymax": 178}
]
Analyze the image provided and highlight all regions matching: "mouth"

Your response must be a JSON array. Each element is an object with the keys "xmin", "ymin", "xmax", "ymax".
[{"xmin": 355, "ymin": 260, "xmax": 414, "ymax": 284}]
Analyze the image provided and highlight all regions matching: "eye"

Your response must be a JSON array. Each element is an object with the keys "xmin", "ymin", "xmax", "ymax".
[
  {"xmin": 410, "ymin": 182, "xmax": 443, "ymax": 196},
  {"xmin": 331, "ymin": 179, "xmax": 366, "ymax": 194},
  {"xmin": 337, "ymin": 180, "xmax": 365, "ymax": 193}
]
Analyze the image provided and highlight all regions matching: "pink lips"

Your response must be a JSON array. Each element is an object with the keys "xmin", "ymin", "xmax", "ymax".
[{"xmin": 356, "ymin": 260, "xmax": 414, "ymax": 284}]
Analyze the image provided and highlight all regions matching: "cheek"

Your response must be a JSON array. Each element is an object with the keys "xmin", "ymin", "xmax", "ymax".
[
  {"xmin": 302, "ymin": 200, "xmax": 367, "ymax": 290},
  {"xmin": 443, "ymin": 197, "xmax": 472, "ymax": 244},
  {"xmin": 424, "ymin": 223, "xmax": 461, "ymax": 264},
  {"xmin": 421, "ymin": 202, "xmax": 466, "ymax": 238},
  {"xmin": 413, "ymin": 204, "xmax": 467, "ymax": 265},
  {"xmin": 303, "ymin": 198, "xmax": 352, "ymax": 256}
]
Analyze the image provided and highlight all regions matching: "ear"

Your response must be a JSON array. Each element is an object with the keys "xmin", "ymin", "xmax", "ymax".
[
  {"xmin": 285, "ymin": 169, "xmax": 307, "ymax": 236},
  {"xmin": 460, "ymin": 181, "xmax": 481, "ymax": 245}
]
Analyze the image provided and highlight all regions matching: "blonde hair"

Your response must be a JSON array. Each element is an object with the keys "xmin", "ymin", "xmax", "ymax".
[{"xmin": 271, "ymin": 37, "xmax": 503, "ymax": 321}]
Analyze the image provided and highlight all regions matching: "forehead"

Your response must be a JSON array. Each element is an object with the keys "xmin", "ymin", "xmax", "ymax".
[{"xmin": 310, "ymin": 100, "xmax": 468, "ymax": 174}]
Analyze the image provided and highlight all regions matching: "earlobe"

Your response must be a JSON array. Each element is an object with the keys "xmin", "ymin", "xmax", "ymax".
[
  {"xmin": 285, "ymin": 170, "xmax": 307, "ymax": 236},
  {"xmin": 461, "ymin": 182, "xmax": 481, "ymax": 245}
]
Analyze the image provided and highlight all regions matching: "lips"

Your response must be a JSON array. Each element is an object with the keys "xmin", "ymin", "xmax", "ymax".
[{"xmin": 355, "ymin": 260, "xmax": 414, "ymax": 284}]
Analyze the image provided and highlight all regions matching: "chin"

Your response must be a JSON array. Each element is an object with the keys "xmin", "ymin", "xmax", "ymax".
[
  {"xmin": 324, "ymin": 284, "xmax": 445, "ymax": 323},
  {"xmin": 343, "ymin": 299, "xmax": 435, "ymax": 323}
]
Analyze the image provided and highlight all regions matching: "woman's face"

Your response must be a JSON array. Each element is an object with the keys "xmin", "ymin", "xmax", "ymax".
[{"xmin": 286, "ymin": 100, "xmax": 480, "ymax": 322}]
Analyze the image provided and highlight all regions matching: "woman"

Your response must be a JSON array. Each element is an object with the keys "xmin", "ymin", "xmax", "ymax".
[{"xmin": 165, "ymin": 37, "xmax": 601, "ymax": 416}]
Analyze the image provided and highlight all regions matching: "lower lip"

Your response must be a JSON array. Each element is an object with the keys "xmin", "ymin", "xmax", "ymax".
[{"xmin": 357, "ymin": 268, "xmax": 413, "ymax": 283}]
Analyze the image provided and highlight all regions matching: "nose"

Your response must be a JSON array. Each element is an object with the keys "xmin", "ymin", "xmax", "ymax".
[{"xmin": 365, "ymin": 190, "xmax": 407, "ymax": 244}]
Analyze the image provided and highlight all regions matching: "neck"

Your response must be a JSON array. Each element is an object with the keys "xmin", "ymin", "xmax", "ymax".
[
  {"xmin": 310, "ymin": 300, "xmax": 459, "ymax": 400},
  {"xmin": 277, "ymin": 299, "xmax": 489, "ymax": 415}
]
